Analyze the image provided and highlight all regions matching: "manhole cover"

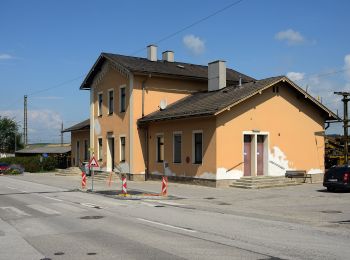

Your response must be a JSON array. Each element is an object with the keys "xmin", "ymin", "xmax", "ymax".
[
  {"xmin": 321, "ymin": 210, "xmax": 342, "ymax": 214},
  {"xmin": 80, "ymin": 216, "xmax": 104, "ymax": 219},
  {"xmin": 204, "ymin": 197, "xmax": 216, "ymax": 200},
  {"xmin": 54, "ymin": 252, "xmax": 65, "ymax": 255},
  {"xmin": 87, "ymin": 252, "xmax": 97, "ymax": 255}
]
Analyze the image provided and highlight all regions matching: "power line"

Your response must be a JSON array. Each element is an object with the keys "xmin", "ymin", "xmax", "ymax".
[{"xmin": 130, "ymin": 0, "xmax": 246, "ymax": 56}]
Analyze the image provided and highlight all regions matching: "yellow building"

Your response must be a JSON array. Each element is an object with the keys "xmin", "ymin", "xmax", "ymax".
[{"xmin": 74, "ymin": 45, "xmax": 337, "ymax": 187}]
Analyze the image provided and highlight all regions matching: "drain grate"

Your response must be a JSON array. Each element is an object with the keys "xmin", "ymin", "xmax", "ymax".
[
  {"xmin": 54, "ymin": 252, "xmax": 65, "ymax": 255},
  {"xmin": 40, "ymin": 258, "xmax": 52, "ymax": 260},
  {"xmin": 80, "ymin": 216, "xmax": 104, "ymax": 220},
  {"xmin": 87, "ymin": 252, "xmax": 97, "ymax": 255},
  {"xmin": 204, "ymin": 197, "xmax": 216, "ymax": 200},
  {"xmin": 154, "ymin": 205, "xmax": 165, "ymax": 208},
  {"xmin": 321, "ymin": 210, "xmax": 342, "ymax": 214}
]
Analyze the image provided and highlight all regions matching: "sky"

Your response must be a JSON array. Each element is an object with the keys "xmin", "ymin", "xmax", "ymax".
[{"xmin": 1, "ymin": 0, "xmax": 349, "ymax": 143}]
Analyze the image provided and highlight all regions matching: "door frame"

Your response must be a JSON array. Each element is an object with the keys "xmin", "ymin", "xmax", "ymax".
[{"xmin": 242, "ymin": 131, "xmax": 269, "ymax": 177}]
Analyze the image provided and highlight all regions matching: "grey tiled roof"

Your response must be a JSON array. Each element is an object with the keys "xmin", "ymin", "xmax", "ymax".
[
  {"xmin": 80, "ymin": 53, "xmax": 255, "ymax": 89},
  {"xmin": 138, "ymin": 76, "xmax": 337, "ymax": 124},
  {"xmin": 62, "ymin": 119, "xmax": 90, "ymax": 133}
]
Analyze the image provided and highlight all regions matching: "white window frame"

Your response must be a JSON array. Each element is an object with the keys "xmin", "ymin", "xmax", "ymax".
[
  {"xmin": 156, "ymin": 133, "xmax": 164, "ymax": 163},
  {"xmin": 97, "ymin": 91, "xmax": 103, "ymax": 116},
  {"xmin": 119, "ymin": 135, "xmax": 126, "ymax": 163},
  {"xmin": 108, "ymin": 88, "xmax": 114, "ymax": 115},
  {"xmin": 97, "ymin": 137, "xmax": 103, "ymax": 161},
  {"xmin": 173, "ymin": 131, "xmax": 182, "ymax": 164},
  {"xmin": 192, "ymin": 130, "xmax": 203, "ymax": 164},
  {"xmin": 119, "ymin": 85, "xmax": 126, "ymax": 113}
]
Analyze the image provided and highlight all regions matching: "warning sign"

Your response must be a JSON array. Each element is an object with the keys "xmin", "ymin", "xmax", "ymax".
[{"xmin": 88, "ymin": 156, "xmax": 99, "ymax": 168}]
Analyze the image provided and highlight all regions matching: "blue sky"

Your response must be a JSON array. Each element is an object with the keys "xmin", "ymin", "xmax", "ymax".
[{"xmin": 1, "ymin": 0, "xmax": 349, "ymax": 143}]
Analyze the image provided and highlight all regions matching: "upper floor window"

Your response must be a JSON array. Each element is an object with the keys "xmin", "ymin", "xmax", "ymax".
[
  {"xmin": 108, "ymin": 90, "xmax": 114, "ymax": 115},
  {"xmin": 120, "ymin": 86, "xmax": 126, "ymax": 113},
  {"xmin": 156, "ymin": 135, "xmax": 164, "ymax": 163},
  {"xmin": 193, "ymin": 131, "xmax": 203, "ymax": 164},
  {"xmin": 98, "ymin": 93, "xmax": 103, "ymax": 116}
]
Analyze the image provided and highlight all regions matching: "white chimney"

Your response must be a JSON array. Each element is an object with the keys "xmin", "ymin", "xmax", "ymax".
[
  {"xmin": 147, "ymin": 44, "xmax": 157, "ymax": 61},
  {"xmin": 162, "ymin": 50, "xmax": 174, "ymax": 62},
  {"xmin": 208, "ymin": 60, "xmax": 226, "ymax": 91}
]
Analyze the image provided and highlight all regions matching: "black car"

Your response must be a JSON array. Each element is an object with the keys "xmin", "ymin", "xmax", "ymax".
[{"xmin": 323, "ymin": 165, "xmax": 350, "ymax": 192}]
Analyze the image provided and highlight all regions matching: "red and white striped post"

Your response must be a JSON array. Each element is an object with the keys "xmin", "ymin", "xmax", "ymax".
[
  {"xmin": 161, "ymin": 176, "xmax": 168, "ymax": 196},
  {"xmin": 81, "ymin": 170, "xmax": 87, "ymax": 189},
  {"xmin": 122, "ymin": 176, "xmax": 127, "ymax": 195}
]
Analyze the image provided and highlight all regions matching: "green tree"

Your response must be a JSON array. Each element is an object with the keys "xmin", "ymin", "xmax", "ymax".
[{"xmin": 0, "ymin": 116, "xmax": 23, "ymax": 153}]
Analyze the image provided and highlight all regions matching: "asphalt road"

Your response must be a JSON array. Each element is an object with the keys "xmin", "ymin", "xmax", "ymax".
[{"xmin": 1, "ymin": 175, "xmax": 350, "ymax": 260}]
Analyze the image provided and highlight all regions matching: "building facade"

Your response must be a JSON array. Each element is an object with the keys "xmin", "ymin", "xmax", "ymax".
[{"xmin": 78, "ymin": 45, "xmax": 337, "ymax": 186}]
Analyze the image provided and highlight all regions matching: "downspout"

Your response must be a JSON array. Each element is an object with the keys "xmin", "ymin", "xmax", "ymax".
[{"xmin": 142, "ymin": 80, "xmax": 145, "ymax": 117}]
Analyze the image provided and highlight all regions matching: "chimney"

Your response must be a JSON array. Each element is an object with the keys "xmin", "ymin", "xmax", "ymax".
[
  {"xmin": 208, "ymin": 60, "xmax": 226, "ymax": 91},
  {"xmin": 162, "ymin": 50, "xmax": 174, "ymax": 62},
  {"xmin": 147, "ymin": 44, "xmax": 157, "ymax": 61}
]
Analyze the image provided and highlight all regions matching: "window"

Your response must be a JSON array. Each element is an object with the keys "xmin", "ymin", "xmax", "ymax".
[
  {"xmin": 120, "ymin": 136, "xmax": 126, "ymax": 162},
  {"xmin": 156, "ymin": 135, "xmax": 164, "ymax": 163},
  {"xmin": 98, "ymin": 93, "xmax": 103, "ymax": 116},
  {"xmin": 98, "ymin": 138, "xmax": 102, "ymax": 160},
  {"xmin": 120, "ymin": 86, "xmax": 126, "ymax": 112},
  {"xmin": 108, "ymin": 90, "xmax": 114, "ymax": 114},
  {"xmin": 76, "ymin": 141, "xmax": 80, "ymax": 165},
  {"xmin": 84, "ymin": 140, "xmax": 89, "ymax": 161},
  {"xmin": 173, "ymin": 133, "xmax": 182, "ymax": 163},
  {"xmin": 193, "ymin": 132, "xmax": 203, "ymax": 164}
]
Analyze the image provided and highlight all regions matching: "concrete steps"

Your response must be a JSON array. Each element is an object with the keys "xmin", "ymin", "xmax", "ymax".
[
  {"xmin": 55, "ymin": 167, "xmax": 82, "ymax": 176},
  {"xmin": 88, "ymin": 172, "xmax": 114, "ymax": 182},
  {"xmin": 230, "ymin": 176, "xmax": 300, "ymax": 189}
]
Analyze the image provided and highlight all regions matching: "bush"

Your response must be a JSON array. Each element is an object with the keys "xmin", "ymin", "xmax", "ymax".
[{"xmin": 0, "ymin": 156, "xmax": 58, "ymax": 173}]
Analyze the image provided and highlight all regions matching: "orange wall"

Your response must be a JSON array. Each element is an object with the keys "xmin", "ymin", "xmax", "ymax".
[
  {"xmin": 216, "ymin": 82, "xmax": 325, "ymax": 177},
  {"xmin": 132, "ymin": 75, "xmax": 207, "ymax": 174},
  {"xmin": 147, "ymin": 117, "xmax": 217, "ymax": 178},
  {"xmin": 92, "ymin": 65, "xmax": 129, "ymax": 170},
  {"xmin": 71, "ymin": 130, "xmax": 90, "ymax": 166}
]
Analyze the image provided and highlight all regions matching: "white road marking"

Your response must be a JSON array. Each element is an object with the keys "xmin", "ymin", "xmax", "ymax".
[
  {"xmin": 80, "ymin": 202, "xmax": 103, "ymax": 209},
  {"xmin": 141, "ymin": 202, "xmax": 157, "ymax": 207},
  {"xmin": 37, "ymin": 195, "xmax": 63, "ymax": 202},
  {"xmin": 6, "ymin": 186, "xmax": 17, "ymax": 190},
  {"xmin": 137, "ymin": 218, "xmax": 197, "ymax": 233},
  {"xmin": 153, "ymin": 201, "xmax": 185, "ymax": 206},
  {"xmin": 0, "ymin": 206, "xmax": 31, "ymax": 216},
  {"xmin": 27, "ymin": 204, "xmax": 60, "ymax": 215}
]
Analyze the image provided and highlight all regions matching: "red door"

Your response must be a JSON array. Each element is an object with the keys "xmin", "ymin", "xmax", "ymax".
[
  {"xmin": 244, "ymin": 135, "xmax": 252, "ymax": 176},
  {"xmin": 257, "ymin": 135, "xmax": 265, "ymax": 176}
]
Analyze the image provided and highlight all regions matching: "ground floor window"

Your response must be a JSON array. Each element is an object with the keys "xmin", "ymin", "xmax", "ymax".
[
  {"xmin": 84, "ymin": 140, "xmax": 89, "ymax": 161},
  {"xmin": 193, "ymin": 132, "xmax": 203, "ymax": 164},
  {"xmin": 120, "ymin": 136, "xmax": 126, "ymax": 162},
  {"xmin": 173, "ymin": 133, "xmax": 182, "ymax": 163},
  {"xmin": 98, "ymin": 138, "xmax": 102, "ymax": 160},
  {"xmin": 157, "ymin": 135, "xmax": 164, "ymax": 163}
]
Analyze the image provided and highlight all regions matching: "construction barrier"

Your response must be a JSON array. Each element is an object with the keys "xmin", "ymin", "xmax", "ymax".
[
  {"xmin": 122, "ymin": 176, "xmax": 127, "ymax": 195},
  {"xmin": 81, "ymin": 170, "xmax": 87, "ymax": 189},
  {"xmin": 161, "ymin": 176, "xmax": 168, "ymax": 196}
]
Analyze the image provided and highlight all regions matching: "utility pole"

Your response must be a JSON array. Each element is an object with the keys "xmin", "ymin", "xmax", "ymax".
[
  {"xmin": 334, "ymin": 92, "xmax": 350, "ymax": 165},
  {"xmin": 23, "ymin": 95, "xmax": 28, "ymax": 146},
  {"xmin": 61, "ymin": 122, "xmax": 63, "ymax": 146}
]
